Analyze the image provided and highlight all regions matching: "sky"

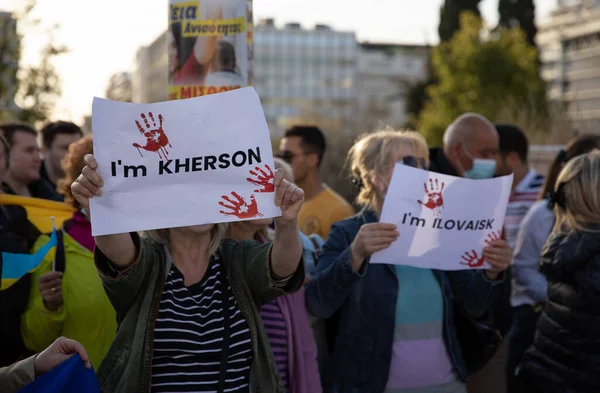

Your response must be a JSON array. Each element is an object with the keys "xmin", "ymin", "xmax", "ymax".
[{"xmin": 2, "ymin": 0, "xmax": 557, "ymax": 124}]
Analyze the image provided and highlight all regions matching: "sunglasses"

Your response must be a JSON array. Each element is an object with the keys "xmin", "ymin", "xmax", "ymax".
[
  {"xmin": 399, "ymin": 156, "xmax": 427, "ymax": 169},
  {"xmin": 275, "ymin": 150, "xmax": 308, "ymax": 164}
]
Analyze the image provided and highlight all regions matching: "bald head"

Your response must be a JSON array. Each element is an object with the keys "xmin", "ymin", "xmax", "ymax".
[
  {"xmin": 442, "ymin": 113, "xmax": 499, "ymax": 177},
  {"xmin": 443, "ymin": 113, "xmax": 497, "ymax": 147}
]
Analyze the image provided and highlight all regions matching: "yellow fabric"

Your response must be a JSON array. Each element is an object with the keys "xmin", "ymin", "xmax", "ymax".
[
  {"xmin": 20, "ymin": 233, "xmax": 117, "ymax": 369},
  {"xmin": 0, "ymin": 194, "xmax": 73, "ymax": 233},
  {"xmin": 297, "ymin": 186, "xmax": 354, "ymax": 240}
]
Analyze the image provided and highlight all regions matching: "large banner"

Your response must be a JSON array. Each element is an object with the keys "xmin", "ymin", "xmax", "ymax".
[
  {"xmin": 89, "ymin": 87, "xmax": 280, "ymax": 236},
  {"xmin": 168, "ymin": 0, "xmax": 253, "ymax": 100},
  {"xmin": 371, "ymin": 165, "xmax": 513, "ymax": 271}
]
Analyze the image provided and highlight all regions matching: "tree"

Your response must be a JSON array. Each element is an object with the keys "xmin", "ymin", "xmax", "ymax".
[
  {"xmin": 498, "ymin": 0, "xmax": 537, "ymax": 47},
  {"xmin": 0, "ymin": 0, "xmax": 67, "ymax": 125},
  {"xmin": 419, "ymin": 12, "xmax": 548, "ymax": 147},
  {"xmin": 438, "ymin": 0, "xmax": 482, "ymax": 42}
]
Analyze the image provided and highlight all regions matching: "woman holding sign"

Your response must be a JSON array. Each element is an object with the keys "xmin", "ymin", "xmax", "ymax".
[
  {"xmin": 305, "ymin": 130, "xmax": 512, "ymax": 393},
  {"xmin": 71, "ymin": 154, "xmax": 305, "ymax": 393}
]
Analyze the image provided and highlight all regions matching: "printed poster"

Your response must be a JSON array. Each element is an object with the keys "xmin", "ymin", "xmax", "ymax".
[
  {"xmin": 89, "ymin": 87, "xmax": 280, "ymax": 236},
  {"xmin": 168, "ymin": 0, "xmax": 253, "ymax": 100},
  {"xmin": 371, "ymin": 164, "xmax": 513, "ymax": 270}
]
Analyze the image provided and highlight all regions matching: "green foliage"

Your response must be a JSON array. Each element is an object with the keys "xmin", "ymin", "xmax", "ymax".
[
  {"xmin": 419, "ymin": 12, "xmax": 548, "ymax": 147},
  {"xmin": 498, "ymin": 0, "xmax": 537, "ymax": 47},
  {"xmin": 0, "ymin": 0, "xmax": 67, "ymax": 125},
  {"xmin": 438, "ymin": 0, "xmax": 481, "ymax": 42}
]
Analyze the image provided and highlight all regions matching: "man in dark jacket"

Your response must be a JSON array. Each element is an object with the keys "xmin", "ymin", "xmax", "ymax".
[{"xmin": 429, "ymin": 113, "xmax": 512, "ymax": 393}]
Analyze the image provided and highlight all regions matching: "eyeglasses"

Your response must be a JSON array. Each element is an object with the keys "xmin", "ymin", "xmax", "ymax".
[
  {"xmin": 275, "ymin": 150, "xmax": 308, "ymax": 164},
  {"xmin": 399, "ymin": 156, "xmax": 427, "ymax": 169}
]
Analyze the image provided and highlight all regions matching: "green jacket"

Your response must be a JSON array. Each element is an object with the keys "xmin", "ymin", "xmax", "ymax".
[
  {"xmin": 21, "ymin": 233, "xmax": 117, "ymax": 368},
  {"xmin": 94, "ymin": 233, "xmax": 305, "ymax": 393}
]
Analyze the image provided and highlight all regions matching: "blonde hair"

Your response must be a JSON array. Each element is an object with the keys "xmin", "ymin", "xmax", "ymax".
[
  {"xmin": 554, "ymin": 150, "xmax": 600, "ymax": 232},
  {"xmin": 144, "ymin": 223, "xmax": 228, "ymax": 256},
  {"xmin": 348, "ymin": 129, "xmax": 429, "ymax": 206}
]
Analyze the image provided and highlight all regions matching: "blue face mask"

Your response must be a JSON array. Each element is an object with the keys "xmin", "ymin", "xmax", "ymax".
[
  {"xmin": 462, "ymin": 147, "xmax": 497, "ymax": 179},
  {"xmin": 464, "ymin": 158, "xmax": 497, "ymax": 179}
]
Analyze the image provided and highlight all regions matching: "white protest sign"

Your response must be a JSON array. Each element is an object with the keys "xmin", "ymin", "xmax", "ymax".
[
  {"xmin": 371, "ymin": 164, "xmax": 513, "ymax": 270},
  {"xmin": 89, "ymin": 87, "xmax": 280, "ymax": 236}
]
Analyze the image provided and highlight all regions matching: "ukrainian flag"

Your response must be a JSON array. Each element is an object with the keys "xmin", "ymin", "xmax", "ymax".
[
  {"xmin": 1, "ymin": 229, "xmax": 58, "ymax": 290},
  {"xmin": 0, "ymin": 194, "xmax": 73, "ymax": 233}
]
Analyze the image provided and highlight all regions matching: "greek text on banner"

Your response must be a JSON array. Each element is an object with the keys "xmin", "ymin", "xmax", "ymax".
[{"xmin": 182, "ymin": 17, "xmax": 246, "ymax": 37}]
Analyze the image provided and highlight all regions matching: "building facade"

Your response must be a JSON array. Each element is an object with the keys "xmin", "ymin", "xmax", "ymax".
[
  {"xmin": 105, "ymin": 72, "xmax": 133, "ymax": 102},
  {"xmin": 537, "ymin": 0, "xmax": 600, "ymax": 132},
  {"xmin": 132, "ymin": 31, "xmax": 168, "ymax": 104},
  {"xmin": 253, "ymin": 19, "xmax": 357, "ymax": 136},
  {"xmin": 356, "ymin": 43, "xmax": 429, "ymax": 132}
]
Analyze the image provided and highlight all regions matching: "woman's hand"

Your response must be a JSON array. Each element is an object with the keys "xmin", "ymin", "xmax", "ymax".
[
  {"xmin": 350, "ymin": 223, "xmax": 399, "ymax": 271},
  {"xmin": 38, "ymin": 272, "xmax": 63, "ymax": 311},
  {"xmin": 71, "ymin": 154, "xmax": 103, "ymax": 217},
  {"xmin": 483, "ymin": 239, "xmax": 512, "ymax": 280},
  {"xmin": 35, "ymin": 337, "xmax": 91, "ymax": 377},
  {"xmin": 274, "ymin": 168, "xmax": 304, "ymax": 223}
]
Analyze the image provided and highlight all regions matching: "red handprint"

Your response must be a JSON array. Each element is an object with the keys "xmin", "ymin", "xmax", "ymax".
[
  {"xmin": 460, "ymin": 250, "xmax": 485, "ymax": 268},
  {"xmin": 132, "ymin": 112, "xmax": 172, "ymax": 160},
  {"xmin": 459, "ymin": 230, "xmax": 502, "ymax": 268},
  {"xmin": 418, "ymin": 179, "xmax": 445, "ymax": 217},
  {"xmin": 219, "ymin": 192, "xmax": 263, "ymax": 219},
  {"xmin": 246, "ymin": 164, "xmax": 275, "ymax": 193}
]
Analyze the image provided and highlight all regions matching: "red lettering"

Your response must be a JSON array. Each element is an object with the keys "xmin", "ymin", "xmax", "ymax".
[
  {"xmin": 207, "ymin": 86, "xmax": 217, "ymax": 95},
  {"xmin": 180, "ymin": 86, "xmax": 193, "ymax": 99}
]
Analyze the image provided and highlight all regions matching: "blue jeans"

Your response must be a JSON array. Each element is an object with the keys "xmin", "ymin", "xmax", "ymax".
[{"xmin": 506, "ymin": 305, "xmax": 540, "ymax": 393}]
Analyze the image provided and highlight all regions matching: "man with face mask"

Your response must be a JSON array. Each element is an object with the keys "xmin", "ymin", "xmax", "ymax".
[{"xmin": 429, "ymin": 113, "xmax": 511, "ymax": 393}]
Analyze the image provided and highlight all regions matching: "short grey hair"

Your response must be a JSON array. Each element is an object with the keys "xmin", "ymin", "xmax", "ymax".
[
  {"xmin": 143, "ymin": 223, "xmax": 228, "ymax": 257},
  {"xmin": 443, "ymin": 113, "xmax": 495, "ymax": 147}
]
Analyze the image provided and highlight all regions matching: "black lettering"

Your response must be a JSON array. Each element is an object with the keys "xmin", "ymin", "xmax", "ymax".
[
  {"xmin": 218, "ymin": 153, "xmax": 231, "ymax": 169},
  {"xmin": 175, "ymin": 158, "xmax": 190, "ymax": 173},
  {"xmin": 124, "ymin": 164, "xmax": 147, "ymax": 178},
  {"xmin": 444, "ymin": 220, "xmax": 456, "ymax": 230},
  {"xmin": 457, "ymin": 220, "xmax": 467, "ymax": 230},
  {"xmin": 477, "ymin": 220, "xmax": 485, "ymax": 230},
  {"xmin": 232, "ymin": 151, "xmax": 246, "ymax": 167},
  {"xmin": 436, "ymin": 219, "xmax": 443, "ymax": 229},
  {"xmin": 248, "ymin": 147, "xmax": 262, "ymax": 165},
  {"xmin": 111, "ymin": 161, "xmax": 117, "ymax": 177},
  {"xmin": 159, "ymin": 160, "xmax": 173, "ymax": 174},
  {"xmin": 192, "ymin": 157, "xmax": 202, "ymax": 172},
  {"xmin": 465, "ymin": 221, "xmax": 475, "ymax": 231},
  {"xmin": 432, "ymin": 218, "xmax": 438, "ymax": 228},
  {"xmin": 204, "ymin": 155, "xmax": 217, "ymax": 170},
  {"xmin": 185, "ymin": 6, "xmax": 197, "ymax": 19},
  {"xmin": 410, "ymin": 217, "xmax": 426, "ymax": 227},
  {"xmin": 486, "ymin": 219, "xmax": 494, "ymax": 229}
]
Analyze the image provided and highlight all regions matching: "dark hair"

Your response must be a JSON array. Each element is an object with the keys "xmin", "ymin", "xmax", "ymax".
[
  {"xmin": 40, "ymin": 121, "xmax": 83, "ymax": 148},
  {"xmin": 0, "ymin": 130, "xmax": 9, "ymax": 167},
  {"xmin": 284, "ymin": 125, "xmax": 326, "ymax": 167},
  {"xmin": 0, "ymin": 122, "xmax": 37, "ymax": 146},
  {"xmin": 212, "ymin": 40, "xmax": 237, "ymax": 72},
  {"xmin": 540, "ymin": 134, "xmax": 600, "ymax": 201},
  {"xmin": 495, "ymin": 124, "xmax": 529, "ymax": 163},
  {"xmin": 58, "ymin": 135, "xmax": 93, "ymax": 209}
]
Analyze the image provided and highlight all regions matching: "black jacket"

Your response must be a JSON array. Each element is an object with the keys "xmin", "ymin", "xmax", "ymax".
[
  {"xmin": 521, "ymin": 229, "xmax": 600, "ymax": 393},
  {"xmin": 0, "ymin": 204, "xmax": 40, "ymax": 366}
]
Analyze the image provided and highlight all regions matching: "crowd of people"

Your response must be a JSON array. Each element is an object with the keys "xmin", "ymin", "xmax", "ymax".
[{"xmin": 0, "ymin": 116, "xmax": 599, "ymax": 393}]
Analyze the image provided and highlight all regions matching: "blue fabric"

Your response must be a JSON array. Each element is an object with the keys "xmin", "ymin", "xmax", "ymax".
[
  {"xmin": 1, "ymin": 229, "xmax": 57, "ymax": 290},
  {"xmin": 18, "ymin": 354, "xmax": 99, "ymax": 393},
  {"xmin": 304, "ymin": 208, "xmax": 506, "ymax": 393},
  {"xmin": 299, "ymin": 232, "xmax": 323, "ymax": 278},
  {"xmin": 394, "ymin": 266, "xmax": 443, "ymax": 325}
]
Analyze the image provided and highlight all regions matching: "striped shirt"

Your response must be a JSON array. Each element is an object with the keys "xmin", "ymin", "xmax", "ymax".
[
  {"xmin": 151, "ymin": 256, "xmax": 253, "ymax": 393},
  {"xmin": 504, "ymin": 169, "xmax": 545, "ymax": 249},
  {"xmin": 385, "ymin": 265, "xmax": 465, "ymax": 393},
  {"xmin": 260, "ymin": 300, "xmax": 289, "ymax": 389}
]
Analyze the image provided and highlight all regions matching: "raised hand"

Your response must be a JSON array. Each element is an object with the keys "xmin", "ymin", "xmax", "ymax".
[
  {"xmin": 246, "ymin": 164, "xmax": 275, "ymax": 193},
  {"xmin": 35, "ymin": 337, "xmax": 91, "ymax": 376},
  {"xmin": 350, "ymin": 223, "xmax": 400, "ymax": 271},
  {"xmin": 219, "ymin": 192, "xmax": 263, "ymax": 219},
  {"xmin": 38, "ymin": 271, "xmax": 63, "ymax": 311},
  {"xmin": 273, "ymin": 168, "xmax": 304, "ymax": 222},
  {"xmin": 132, "ymin": 112, "xmax": 172, "ymax": 159},
  {"xmin": 418, "ymin": 179, "xmax": 445, "ymax": 216},
  {"xmin": 71, "ymin": 154, "xmax": 103, "ymax": 218},
  {"xmin": 483, "ymin": 230, "xmax": 512, "ymax": 279}
]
